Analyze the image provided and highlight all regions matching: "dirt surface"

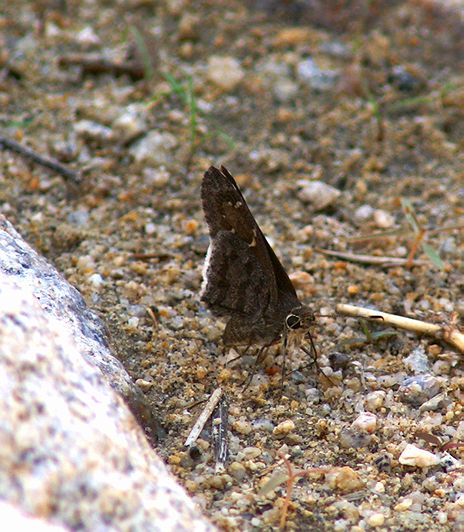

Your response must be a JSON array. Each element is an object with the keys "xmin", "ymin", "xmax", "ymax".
[{"xmin": 1, "ymin": 1, "xmax": 463, "ymax": 530}]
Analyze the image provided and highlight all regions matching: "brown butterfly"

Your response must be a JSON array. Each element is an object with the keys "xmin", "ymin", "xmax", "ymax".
[{"xmin": 200, "ymin": 166, "xmax": 316, "ymax": 377}]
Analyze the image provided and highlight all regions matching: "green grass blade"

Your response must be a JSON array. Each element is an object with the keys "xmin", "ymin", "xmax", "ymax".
[
  {"xmin": 422, "ymin": 242, "xmax": 445, "ymax": 270},
  {"xmin": 129, "ymin": 26, "xmax": 155, "ymax": 80},
  {"xmin": 186, "ymin": 76, "xmax": 197, "ymax": 146},
  {"xmin": 401, "ymin": 198, "xmax": 420, "ymax": 233}
]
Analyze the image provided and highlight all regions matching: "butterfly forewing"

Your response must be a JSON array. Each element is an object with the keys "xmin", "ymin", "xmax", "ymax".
[{"xmin": 201, "ymin": 166, "xmax": 304, "ymax": 346}]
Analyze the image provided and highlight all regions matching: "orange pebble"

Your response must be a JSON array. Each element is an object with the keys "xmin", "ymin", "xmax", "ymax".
[{"xmin": 347, "ymin": 285, "xmax": 360, "ymax": 296}]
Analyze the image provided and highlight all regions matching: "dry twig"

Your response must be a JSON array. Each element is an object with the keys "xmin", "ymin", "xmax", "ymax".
[
  {"xmin": 337, "ymin": 303, "xmax": 464, "ymax": 353},
  {"xmin": 184, "ymin": 387, "xmax": 223, "ymax": 448},
  {"xmin": 259, "ymin": 454, "xmax": 332, "ymax": 530},
  {"xmin": 58, "ymin": 54, "xmax": 145, "ymax": 80},
  {"xmin": 0, "ymin": 135, "xmax": 81, "ymax": 184}
]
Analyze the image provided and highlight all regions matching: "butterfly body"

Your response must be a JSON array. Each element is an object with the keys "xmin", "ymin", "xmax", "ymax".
[{"xmin": 201, "ymin": 166, "xmax": 314, "ymax": 349}]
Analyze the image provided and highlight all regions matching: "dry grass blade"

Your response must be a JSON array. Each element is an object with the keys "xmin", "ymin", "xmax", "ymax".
[{"xmin": 316, "ymin": 248, "xmax": 428, "ymax": 267}]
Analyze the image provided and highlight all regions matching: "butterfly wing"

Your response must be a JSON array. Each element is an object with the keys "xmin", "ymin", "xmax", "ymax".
[{"xmin": 201, "ymin": 166, "xmax": 301, "ymax": 344}]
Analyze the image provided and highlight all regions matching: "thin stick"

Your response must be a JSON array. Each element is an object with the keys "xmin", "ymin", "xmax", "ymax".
[
  {"xmin": 184, "ymin": 387, "xmax": 223, "ymax": 447},
  {"xmin": 337, "ymin": 303, "xmax": 464, "ymax": 353},
  {"xmin": 316, "ymin": 248, "xmax": 428, "ymax": 267},
  {"xmin": 212, "ymin": 395, "xmax": 228, "ymax": 472},
  {"xmin": 58, "ymin": 53, "xmax": 144, "ymax": 80},
  {"xmin": 0, "ymin": 135, "xmax": 81, "ymax": 184}
]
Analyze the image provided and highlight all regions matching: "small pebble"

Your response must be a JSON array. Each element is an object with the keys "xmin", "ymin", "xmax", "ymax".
[
  {"xmin": 272, "ymin": 419, "xmax": 295, "ymax": 437},
  {"xmin": 53, "ymin": 140, "xmax": 78, "ymax": 162},
  {"xmin": 441, "ymin": 451, "xmax": 461, "ymax": 471},
  {"xmin": 432, "ymin": 360, "xmax": 451, "ymax": 375},
  {"xmin": 403, "ymin": 346, "xmax": 430, "ymax": 374},
  {"xmin": 289, "ymin": 270, "xmax": 314, "ymax": 289},
  {"xmin": 135, "ymin": 378, "xmax": 154, "ymax": 391},
  {"xmin": 398, "ymin": 444, "xmax": 440, "ymax": 467},
  {"xmin": 177, "ymin": 13, "xmax": 199, "ymax": 40},
  {"xmin": 354, "ymin": 204, "xmax": 374, "ymax": 222},
  {"xmin": 296, "ymin": 58, "xmax": 339, "ymax": 91},
  {"xmin": 297, "ymin": 180, "xmax": 341, "ymax": 210},
  {"xmin": 207, "ymin": 56, "xmax": 245, "ymax": 91},
  {"xmin": 305, "ymin": 387, "xmax": 321, "ymax": 403},
  {"xmin": 437, "ymin": 512, "xmax": 448, "ymax": 524},
  {"xmin": 273, "ymin": 27, "xmax": 312, "ymax": 46},
  {"xmin": 320, "ymin": 41, "xmax": 350, "ymax": 58},
  {"xmin": 328, "ymin": 353, "xmax": 350, "ymax": 372},
  {"xmin": 184, "ymin": 219, "xmax": 199, "ymax": 235},
  {"xmin": 351, "ymin": 412, "xmax": 377, "ymax": 433},
  {"xmin": 418, "ymin": 392, "xmax": 447, "ymax": 412},
  {"xmin": 143, "ymin": 168, "xmax": 170, "ymax": 188},
  {"xmin": 339, "ymin": 428, "xmax": 371, "ymax": 449},
  {"xmin": 441, "ymin": 237, "xmax": 456, "ymax": 256},
  {"xmin": 373, "ymin": 209, "xmax": 394, "ymax": 228},
  {"xmin": 399, "ymin": 375, "xmax": 442, "ymax": 406},
  {"xmin": 67, "ymin": 209, "xmax": 89, "ymax": 227},
  {"xmin": 144, "ymin": 222, "xmax": 156, "ymax": 235},
  {"xmin": 242, "ymin": 447, "xmax": 262, "ymax": 459},
  {"xmin": 127, "ymin": 317, "xmax": 139, "ymax": 329},
  {"xmin": 365, "ymin": 390, "xmax": 386, "ymax": 411},
  {"xmin": 229, "ymin": 462, "xmax": 246, "ymax": 481},
  {"xmin": 325, "ymin": 467, "xmax": 364, "ymax": 492},
  {"xmin": 367, "ymin": 513, "xmax": 385, "ymax": 527},
  {"xmin": 389, "ymin": 65, "xmax": 422, "ymax": 92},
  {"xmin": 112, "ymin": 104, "xmax": 148, "ymax": 142},
  {"xmin": 232, "ymin": 420, "xmax": 253, "ymax": 435},
  {"xmin": 76, "ymin": 26, "xmax": 101, "ymax": 47},
  {"xmin": 347, "ymin": 285, "xmax": 359, "ymax": 296},
  {"xmin": 455, "ymin": 420, "xmax": 464, "ymax": 440},
  {"xmin": 75, "ymin": 120, "xmax": 114, "ymax": 144},
  {"xmin": 273, "ymin": 79, "xmax": 298, "ymax": 102},
  {"xmin": 88, "ymin": 273, "xmax": 104, "ymax": 288},
  {"xmin": 395, "ymin": 498, "xmax": 413, "ymax": 512},
  {"xmin": 333, "ymin": 519, "xmax": 350, "ymax": 532},
  {"xmin": 374, "ymin": 453, "xmax": 392, "ymax": 472},
  {"xmin": 130, "ymin": 131, "xmax": 178, "ymax": 166}
]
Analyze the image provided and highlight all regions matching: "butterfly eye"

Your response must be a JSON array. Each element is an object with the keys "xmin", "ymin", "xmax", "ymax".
[{"xmin": 286, "ymin": 314, "xmax": 301, "ymax": 330}]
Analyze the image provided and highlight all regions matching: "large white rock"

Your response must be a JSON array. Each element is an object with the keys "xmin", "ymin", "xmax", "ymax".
[{"xmin": 0, "ymin": 216, "xmax": 214, "ymax": 531}]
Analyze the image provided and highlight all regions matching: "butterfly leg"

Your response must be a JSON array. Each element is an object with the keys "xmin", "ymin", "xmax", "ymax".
[
  {"xmin": 224, "ymin": 343, "xmax": 253, "ymax": 367},
  {"xmin": 299, "ymin": 333, "xmax": 335, "ymax": 385},
  {"xmin": 241, "ymin": 345, "xmax": 271, "ymax": 391},
  {"xmin": 280, "ymin": 331, "xmax": 289, "ymax": 389}
]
